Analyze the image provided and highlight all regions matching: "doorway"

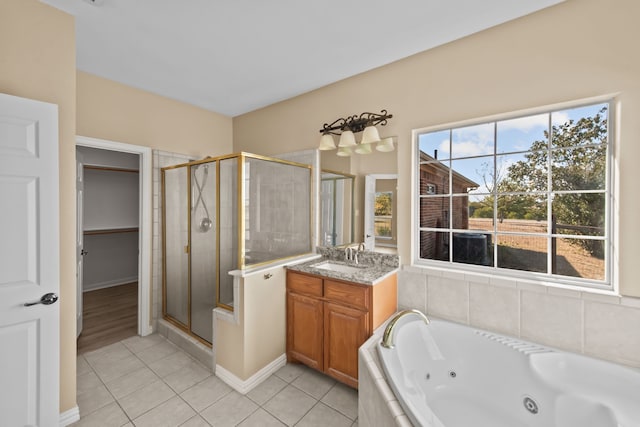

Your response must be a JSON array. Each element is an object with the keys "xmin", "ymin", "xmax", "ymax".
[
  {"xmin": 364, "ymin": 174, "xmax": 398, "ymax": 252},
  {"xmin": 75, "ymin": 136, "xmax": 152, "ymax": 353}
]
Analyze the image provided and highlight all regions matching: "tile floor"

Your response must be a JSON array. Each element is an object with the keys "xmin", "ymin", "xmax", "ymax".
[{"xmin": 73, "ymin": 334, "xmax": 359, "ymax": 427}]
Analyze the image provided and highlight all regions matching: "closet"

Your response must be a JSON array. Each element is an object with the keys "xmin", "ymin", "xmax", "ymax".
[{"xmin": 77, "ymin": 146, "xmax": 140, "ymax": 352}]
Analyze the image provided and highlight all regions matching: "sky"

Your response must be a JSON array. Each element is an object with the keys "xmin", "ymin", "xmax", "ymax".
[{"xmin": 417, "ymin": 102, "xmax": 608, "ymax": 197}]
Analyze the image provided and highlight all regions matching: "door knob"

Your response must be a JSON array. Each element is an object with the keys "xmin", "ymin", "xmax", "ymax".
[
  {"xmin": 24, "ymin": 293, "xmax": 59, "ymax": 307},
  {"xmin": 81, "ymin": 249, "xmax": 88, "ymax": 256}
]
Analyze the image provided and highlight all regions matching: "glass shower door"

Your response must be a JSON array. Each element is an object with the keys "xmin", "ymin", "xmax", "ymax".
[
  {"xmin": 163, "ymin": 167, "xmax": 189, "ymax": 326},
  {"xmin": 190, "ymin": 162, "xmax": 216, "ymax": 342},
  {"xmin": 217, "ymin": 157, "xmax": 238, "ymax": 309}
]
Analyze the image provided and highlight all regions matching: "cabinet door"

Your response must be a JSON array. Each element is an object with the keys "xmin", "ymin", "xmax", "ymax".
[
  {"xmin": 324, "ymin": 301, "xmax": 368, "ymax": 388},
  {"xmin": 287, "ymin": 291, "xmax": 323, "ymax": 370}
]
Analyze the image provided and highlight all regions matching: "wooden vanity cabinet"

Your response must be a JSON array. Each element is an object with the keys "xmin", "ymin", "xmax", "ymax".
[
  {"xmin": 287, "ymin": 290, "xmax": 324, "ymax": 370},
  {"xmin": 286, "ymin": 270, "xmax": 397, "ymax": 388}
]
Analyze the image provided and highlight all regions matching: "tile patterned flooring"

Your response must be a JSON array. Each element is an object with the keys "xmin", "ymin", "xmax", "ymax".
[{"xmin": 73, "ymin": 334, "xmax": 359, "ymax": 427}]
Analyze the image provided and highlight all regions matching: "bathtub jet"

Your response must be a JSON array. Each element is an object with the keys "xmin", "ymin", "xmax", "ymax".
[{"xmin": 376, "ymin": 312, "xmax": 640, "ymax": 427}]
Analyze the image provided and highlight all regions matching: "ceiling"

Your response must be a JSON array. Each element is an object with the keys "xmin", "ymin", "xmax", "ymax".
[{"xmin": 42, "ymin": 0, "xmax": 563, "ymax": 117}]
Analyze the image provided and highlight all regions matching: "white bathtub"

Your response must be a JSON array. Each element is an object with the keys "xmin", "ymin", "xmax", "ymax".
[{"xmin": 376, "ymin": 315, "xmax": 640, "ymax": 427}]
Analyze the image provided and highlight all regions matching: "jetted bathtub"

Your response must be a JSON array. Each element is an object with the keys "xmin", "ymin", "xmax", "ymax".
[{"xmin": 376, "ymin": 314, "xmax": 640, "ymax": 427}]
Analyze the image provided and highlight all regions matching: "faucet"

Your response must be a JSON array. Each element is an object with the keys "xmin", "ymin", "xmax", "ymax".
[
  {"xmin": 380, "ymin": 309, "xmax": 430, "ymax": 349},
  {"xmin": 344, "ymin": 246, "xmax": 358, "ymax": 264}
]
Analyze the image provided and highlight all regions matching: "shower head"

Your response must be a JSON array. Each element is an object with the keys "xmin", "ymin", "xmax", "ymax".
[
  {"xmin": 198, "ymin": 217, "xmax": 213, "ymax": 232},
  {"xmin": 193, "ymin": 164, "xmax": 213, "ymax": 233}
]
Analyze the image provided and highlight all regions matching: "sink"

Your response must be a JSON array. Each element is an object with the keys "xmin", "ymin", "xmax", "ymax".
[{"xmin": 311, "ymin": 261, "xmax": 364, "ymax": 274}]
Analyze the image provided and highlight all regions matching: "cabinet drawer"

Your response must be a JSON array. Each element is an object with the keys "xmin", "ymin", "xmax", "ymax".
[
  {"xmin": 324, "ymin": 280, "xmax": 369, "ymax": 310},
  {"xmin": 287, "ymin": 272, "xmax": 322, "ymax": 297}
]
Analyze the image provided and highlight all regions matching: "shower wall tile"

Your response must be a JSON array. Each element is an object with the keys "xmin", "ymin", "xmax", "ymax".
[
  {"xmin": 397, "ymin": 266, "xmax": 640, "ymax": 369},
  {"xmin": 580, "ymin": 292, "xmax": 621, "ymax": 305},
  {"xmin": 427, "ymin": 276, "xmax": 469, "ymax": 324},
  {"xmin": 397, "ymin": 270, "xmax": 427, "ymax": 313},
  {"xmin": 547, "ymin": 286, "xmax": 581, "ymax": 299},
  {"xmin": 488, "ymin": 276, "xmax": 517, "ymax": 289},
  {"xmin": 517, "ymin": 281, "xmax": 547, "ymax": 293},
  {"xmin": 152, "ymin": 150, "xmax": 191, "ymax": 330},
  {"xmin": 584, "ymin": 301, "xmax": 640, "ymax": 366},
  {"xmin": 469, "ymin": 282, "xmax": 519, "ymax": 336},
  {"xmin": 621, "ymin": 296, "xmax": 640, "ymax": 309},
  {"xmin": 442, "ymin": 270, "xmax": 465, "ymax": 282},
  {"xmin": 520, "ymin": 291, "xmax": 583, "ymax": 352}
]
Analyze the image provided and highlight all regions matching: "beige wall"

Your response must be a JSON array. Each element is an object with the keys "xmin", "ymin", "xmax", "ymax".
[
  {"xmin": 216, "ymin": 266, "xmax": 287, "ymax": 380},
  {"xmin": 0, "ymin": 0, "xmax": 77, "ymax": 412},
  {"xmin": 2, "ymin": 0, "xmax": 234, "ymax": 414},
  {"xmin": 76, "ymin": 55, "xmax": 233, "ymax": 411},
  {"xmin": 3, "ymin": 0, "xmax": 639, "ymax": 415},
  {"xmin": 243, "ymin": 266, "xmax": 287, "ymax": 377},
  {"xmin": 77, "ymin": 71, "xmax": 233, "ymax": 158},
  {"xmin": 234, "ymin": 0, "xmax": 640, "ymax": 298}
]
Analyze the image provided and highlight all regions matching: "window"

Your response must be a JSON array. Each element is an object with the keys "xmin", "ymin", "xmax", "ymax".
[
  {"xmin": 375, "ymin": 191, "xmax": 393, "ymax": 239},
  {"xmin": 415, "ymin": 101, "xmax": 611, "ymax": 289}
]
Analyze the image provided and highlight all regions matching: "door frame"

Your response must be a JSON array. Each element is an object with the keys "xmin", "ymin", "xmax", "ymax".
[{"xmin": 76, "ymin": 135, "xmax": 153, "ymax": 336}]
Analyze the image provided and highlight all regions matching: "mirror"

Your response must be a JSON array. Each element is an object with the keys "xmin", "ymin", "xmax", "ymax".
[
  {"xmin": 320, "ymin": 170, "xmax": 355, "ymax": 246},
  {"xmin": 364, "ymin": 174, "xmax": 398, "ymax": 253}
]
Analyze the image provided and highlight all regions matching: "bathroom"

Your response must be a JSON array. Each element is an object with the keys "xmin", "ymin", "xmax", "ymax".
[{"xmin": 2, "ymin": 0, "xmax": 640, "ymax": 426}]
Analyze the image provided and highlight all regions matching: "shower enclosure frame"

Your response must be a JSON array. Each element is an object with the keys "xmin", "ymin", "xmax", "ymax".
[{"xmin": 161, "ymin": 152, "xmax": 312, "ymax": 344}]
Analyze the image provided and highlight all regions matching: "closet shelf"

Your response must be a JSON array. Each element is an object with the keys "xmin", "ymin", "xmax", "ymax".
[
  {"xmin": 84, "ymin": 165, "xmax": 139, "ymax": 173},
  {"xmin": 83, "ymin": 227, "xmax": 139, "ymax": 236}
]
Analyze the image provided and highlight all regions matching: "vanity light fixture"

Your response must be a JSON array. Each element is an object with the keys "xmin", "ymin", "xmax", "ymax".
[{"xmin": 318, "ymin": 110, "xmax": 394, "ymax": 156}]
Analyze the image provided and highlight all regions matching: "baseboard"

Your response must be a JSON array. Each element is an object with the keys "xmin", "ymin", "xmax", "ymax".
[
  {"xmin": 83, "ymin": 276, "xmax": 138, "ymax": 292},
  {"xmin": 216, "ymin": 354, "xmax": 286, "ymax": 394},
  {"xmin": 59, "ymin": 405, "xmax": 80, "ymax": 426}
]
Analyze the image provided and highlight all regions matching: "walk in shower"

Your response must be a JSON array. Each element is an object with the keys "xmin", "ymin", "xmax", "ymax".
[{"xmin": 162, "ymin": 153, "xmax": 312, "ymax": 344}]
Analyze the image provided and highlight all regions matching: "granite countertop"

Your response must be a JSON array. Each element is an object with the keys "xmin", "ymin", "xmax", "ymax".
[{"xmin": 286, "ymin": 247, "xmax": 400, "ymax": 286}]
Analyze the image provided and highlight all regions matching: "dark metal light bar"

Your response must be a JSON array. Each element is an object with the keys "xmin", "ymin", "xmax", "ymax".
[{"xmin": 319, "ymin": 110, "xmax": 393, "ymax": 135}]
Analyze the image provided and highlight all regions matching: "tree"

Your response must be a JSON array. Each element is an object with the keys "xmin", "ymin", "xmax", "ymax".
[
  {"xmin": 470, "ymin": 158, "xmax": 545, "ymax": 221},
  {"xmin": 375, "ymin": 192, "xmax": 392, "ymax": 216},
  {"xmin": 499, "ymin": 106, "xmax": 608, "ymax": 257}
]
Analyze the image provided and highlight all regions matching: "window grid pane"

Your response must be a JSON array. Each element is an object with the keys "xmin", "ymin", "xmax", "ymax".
[{"xmin": 415, "ymin": 101, "xmax": 610, "ymax": 287}]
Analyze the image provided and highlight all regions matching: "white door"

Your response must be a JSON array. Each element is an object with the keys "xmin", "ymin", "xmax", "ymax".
[
  {"xmin": 0, "ymin": 93, "xmax": 60, "ymax": 426},
  {"xmin": 76, "ymin": 150, "xmax": 84, "ymax": 337},
  {"xmin": 364, "ymin": 175, "xmax": 376, "ymax": 250}
]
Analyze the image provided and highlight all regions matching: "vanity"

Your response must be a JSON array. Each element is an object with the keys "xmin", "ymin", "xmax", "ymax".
[{"xmin": 285, "ymin": 248, "xmax": 399, "ymax": 388}]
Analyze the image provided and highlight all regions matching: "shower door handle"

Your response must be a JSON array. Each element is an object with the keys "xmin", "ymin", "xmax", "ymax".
[{"xmin": 24, "ymin": 293, "xmax": 59, "ymax": 307}]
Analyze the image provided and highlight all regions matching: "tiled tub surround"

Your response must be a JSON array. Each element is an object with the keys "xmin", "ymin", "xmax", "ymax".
[
  {"xmin": 287, "ymin": 247, "xmax": 400, "ymax": 285},
  {"xmin": 396, "ymin": 266, "xmax": 640, "ymax": 369},
  {"xmin": 374, "ymin": 316, "xmax": 640, "ymax": 427},
  {"xmin": 359, "ymin": 322, "xmax": 413, "ymax": 427},
  {"xmin": 357, "ymin": 266, "xmax": 640, "ymax": 426}
]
